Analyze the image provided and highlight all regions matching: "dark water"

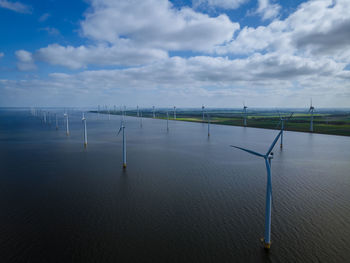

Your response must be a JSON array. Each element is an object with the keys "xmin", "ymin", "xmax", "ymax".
[{"xmin": 0, "ymin": 109, "xmax": 349, "ymax": 263}]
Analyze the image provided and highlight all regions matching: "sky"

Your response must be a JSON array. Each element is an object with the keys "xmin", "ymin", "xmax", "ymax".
[{"xmin": 0, "ymin": 0, "xmax": 349, "ymax": 108}]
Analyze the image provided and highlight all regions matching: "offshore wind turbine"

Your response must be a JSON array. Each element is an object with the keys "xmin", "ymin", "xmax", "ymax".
[
  {"xmin": 231, "ymin": 130, "xmax": 282, "ymax": 249},
  {"xmin": 207, "ymin": 113, "xmax": 210, "ymax": 137},
  {"xmin": 64, "ymin": 112, "xmax": 69, "ymax": 136},
  {"xmin": 166, "ymin": 111, "xmax": 169, "ymax": 131},
  {"xmin": 117, "ymin": 120, "xmax": 127, "ymax": 169},
  {"xmin": 202, "ymin": 105, "xmax": 205, "ymax": 121},
  {"xmin": 309, "ymin": 99, "xmax": 315, "ymax": 132},
  {"xmin": 174, "ymin": 106, "xmax": 176, "ymax": 120},
  {"xmin": 276, "ymin": 112, "xmax": 293, "ymax": 148},
  {"xmin": 140, "ymin": 111, "xmax": 143, "ymax": 128},
  {"xmin": 43, "ymin": 111, "xmax": 47, "ymax": 124},
  {"xmin": 55, "ymin": 113, "xmax": 58, "ymax": 130},
  {"xmin": 82, "ymin": 113, "xmax": 88, "ymax": 148},
  {"xmin": 137, "ymin": 105, "xmax": 139, "ymax": 117},
  {"xmin": 152, "ymin": 106, "xmax": 155, "ymax": 118},
  {"xmin": 243, "ymin": 102, "xmax": 248, "ymax": 127}
]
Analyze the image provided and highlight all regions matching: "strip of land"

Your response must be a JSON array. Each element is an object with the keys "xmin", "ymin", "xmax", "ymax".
[{"xmin": 91, "ymin": 109, "xmax": 350, "ymax": 137}]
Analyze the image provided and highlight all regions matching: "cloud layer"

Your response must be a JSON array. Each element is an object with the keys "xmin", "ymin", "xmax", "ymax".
[{"xmin": 2, "ymin": 0, "xmax": 350, "ymax": 107}]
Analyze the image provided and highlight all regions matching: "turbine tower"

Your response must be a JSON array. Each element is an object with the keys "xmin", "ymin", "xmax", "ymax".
[
  {"xmin": 174, "ymin": 106, "xmax": 176, "ymax": 120},
  {"xmin": 202, "ymin": 105, "xmax": 205, "ymax": 121},
  {"xmin": 82, "ymin": 113, "xmax": 88, "ymax": 148},
  {"xmin": 207, "ymin": 113, "xmax": 210, "ymax": 137},
  {"xmin": 64, "ymin": 112, "xmax": 69, "ymax": 136},
  {"xmin": 231, "ymin": 130, "xmax": 282, "ymax": 249},
  {"xmin": 166, "ymin": 111, "xmax": 169, "ymax": 131},
  {"xmin": 55, "ymin": 113, "xmax": 58, "ymax": 130},
  {"xmin": 309, "ymin": 99, "xmax": 315, "ymax": 132},
  {"xmin": 137, "ymin": 105, "xmax": 139, "ymax": 117},
  {"xmin": 153, "ymin": 106, "xmax": 155, "ymax": 118},
  {"xmin": 243, "ymin": 102, "xmax": 248, "ymax": 127},
  {"xmin": 117, "ymin": 120, "xmax": 126, "ymax": 169},
  {"xmin": 276, "ymin": 112, "xmax": 293, "ymax": 148},
  {"xmin": 140, "ymin": 111, "xmax": 143, "ymax": 128}
]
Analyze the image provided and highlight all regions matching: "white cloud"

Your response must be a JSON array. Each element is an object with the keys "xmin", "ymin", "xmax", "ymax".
[
  {"xmin": 0, "ymin": 0, "xmax": 31, "ymax": 14},
  {"xmin": 33, "ymin": 0, "xmax": 239, "ymax": 69},
  {"xmin": 39, "ymin": 27, "xmax": 60, "ymax": 36},
  {"xmin": 15, "ymin": 50, "xmax": 36, "ymax": 71},
  {"xmin": 36, "ymin": 43, "xmax": 168, "ymax": 69},
  {"xmin": 192, "ymin": 0, "xmax": 249, "ymax": 10},
  {"xmin": 217, "ymin": 0, "xmax": 350, "ymax": 61},
  {"xmin": 255, "ymin": 0, "xmax": 281, "ymax": 20},
  {"xmin": 81, "ymin": 0, "xmax": 239, "ymax": 51},
  {"xmin": 39, "ymin": 13, "xmax": 50, "ymax": 22}
]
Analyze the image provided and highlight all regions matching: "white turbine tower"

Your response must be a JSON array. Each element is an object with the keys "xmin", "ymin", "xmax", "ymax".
[
  {"xmin": 231, "ymin": 130, "xmax": 283, "ymax": 249},
  {"xmin": 207, "ymin": 113, "xmax": 210, "ymax": 137},
  {"xmin": 117, "ymin": 120, "xmax": 127, "ymax": 169},
  {"xmin": 55, "ymin": 113, "xmax": 58, "ymax": 130},
  {"xmin": 276, "ymin": 112, "xmax": 293, "ymax": 148},
  {"xmin": 82, "ymin": 113, "xmax": 88, "ymax": 148},
  {"xmin": 243, "ymin": 102, "xmax": 248, "ymax": 127},
  {"xmin": 309, "ymin": 99, "xmax": 315, "ymax": 132},
  {"xmin": 64, "ymin": 112, "xmax": 69, "ymax": 136},
  {"xmin": 174, "ymin": 106, "xmax": 176, "ymax": 120},
  {"xmin": 166, "ymin": 111, "xmax": 169, "ymax": 131},
  {"xmin": 202, "ymin": 105, "xmax": 205, "ymax": 121},
  {"xmin": 140, "ymin": 111, "xmax": 143, "ymax": 128},
  {"xmin": 137, "ymin": 105, "xmax": 139, "ymax": 117},
  {"xmin": 152, "ymin": 106, "xmax": 155, "ymax": 118}
]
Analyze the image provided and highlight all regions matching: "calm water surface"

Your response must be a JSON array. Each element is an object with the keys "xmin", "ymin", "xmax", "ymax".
[{"xmin": 0, "ymin": 109, "xmax": 349, "ymax": 262}]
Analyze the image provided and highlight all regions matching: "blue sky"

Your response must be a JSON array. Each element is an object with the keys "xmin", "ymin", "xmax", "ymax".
[{"xmin": 0, "ymin": 0, "xmax": 349, "ymax": 107}]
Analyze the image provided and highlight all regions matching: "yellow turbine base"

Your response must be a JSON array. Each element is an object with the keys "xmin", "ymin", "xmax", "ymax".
[
  {"xmin": 123, "ymin": 163, "xmax": 127, "ymax": 169},
  {"xmin": 260, "ymin": 238, "xmax": 271, "ymax": 249}
]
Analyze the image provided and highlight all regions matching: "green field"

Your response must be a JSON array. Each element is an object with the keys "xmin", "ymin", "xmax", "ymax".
[{"xmin": 92, "ymin": 109, "xmax": 350, "ymax": 137}]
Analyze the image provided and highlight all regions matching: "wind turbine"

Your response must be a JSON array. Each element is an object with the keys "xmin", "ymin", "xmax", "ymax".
[
  {"xmin": 117, "ymin": 120, "xmax": 127, "ymax": 169},
  {"xmin": 55, "ymin": 113, "xmax": 58, "ymax": 130},
  {"xmin": 174, "ymin": 106, "xmax": 176, "ymax": 120},
  {"xmin": 152, "ymin": 106, "xmax": 155, "ymax": 118},
  {"xmin": 140, "ymin": 111, "xmax": 143, "ymax": 128},
  {"xmin": 231, "ymin": 130, "xmax": 282, "ymax": 249},
  {"xmin": 276, "ymin": 112, "xmax": 293, "ymax": 148},
  {"xmin": 207, "ymin": 113, "xmax": 210, "ymax": 137},
  {"xmin": 166, "ymin": 111, "xmax": 169, "ymax": 132},
  {"xmin": 82, "ymin": 113, "xmax": 88, "ymax": 148},
  {"xmin": 43, "ymin": 111, "xmax": 47, "ymax": 124},
  {"xmin": 243, "ymin": 102, "xmax": 248, "ymax": 127},
  {"xmin": 137, "ymin": 105, "xmax": 139, "ymax": 117},
  {"xmin": 202, "ymin": 105, "xmax": 205, "ymax": 122},
  {"xmin": 309, "ymin": 99, "xmax": 315, "ymax": 132},
  {"xmin": 64, "ymin": 112, "xmax": 69, "ymax": 136}
]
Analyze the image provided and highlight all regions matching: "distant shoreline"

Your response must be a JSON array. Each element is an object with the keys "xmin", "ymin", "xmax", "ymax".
[{"xmin": 90, "ymin": 110, "xmax": 350, "ymax": 137}]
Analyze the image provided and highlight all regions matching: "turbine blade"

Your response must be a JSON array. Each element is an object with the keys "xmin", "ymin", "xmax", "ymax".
[
  {"xmin": 230, "ymin": 145, "xmax": 264, "ymax": 157},
  {"xmin": 266, "ymin": 130, "xmax": 283, "ymax": 155},
  {"xmin": 117, "ymin": 127, "xmax": 122, "ymax": 136}
]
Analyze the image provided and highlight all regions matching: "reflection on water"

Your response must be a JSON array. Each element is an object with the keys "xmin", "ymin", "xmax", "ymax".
[{"xmin": 0, "ymin": 109, "xmax": 349, "ymax": 262}]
